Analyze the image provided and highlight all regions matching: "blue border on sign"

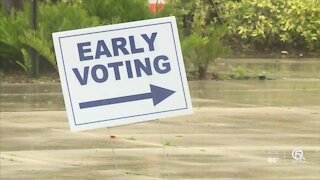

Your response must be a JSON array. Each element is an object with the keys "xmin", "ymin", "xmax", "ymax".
[{"xmin": 58, "ymin": 21, "xmax": 188, "ymax": 126}]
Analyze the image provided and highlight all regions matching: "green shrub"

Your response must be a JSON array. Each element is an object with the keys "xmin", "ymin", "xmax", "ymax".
[
  {"xmin": 233, "ymin": 66, "xmax": 247, "ymax": 79},
  {"xmin": 0, "ymin": 2, "xmax": 101, "ymax": 73},
  {"xmin": 224, "ymin": 0, "xmax": 320, "ymax": 51},
  {"xmin": 179, "ymin": 0, "xmax": 231, "ymax": 79},
  {"xmin": 25, "ymin": 2, "xmax": 101, "ymax": 69},
  {"xmin": 82, "ymin": 0, "xmax": 152, "ymax": 24},
  {"xmin": 0, "ymin": 0, "xmax": 173, "ymax": 74},
  {"xmin": 18, "ymin": 48, "xmax": 32, "ymax": 72},
  {"xmin": 0, "ymin": 10, "xmax": 28, "ymax": 72},
  {"xmin": 182, "ymin": 27, "xmax": 232, "ymax": 79},
  {"xmin": 0, "ymin": 41, "xmax": 24, "ymax": 72}
]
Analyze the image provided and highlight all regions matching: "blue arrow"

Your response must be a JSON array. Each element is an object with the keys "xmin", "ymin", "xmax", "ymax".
[{"xmin": 79, "ymin": 84, "xmax": 175, "ymax": 109}]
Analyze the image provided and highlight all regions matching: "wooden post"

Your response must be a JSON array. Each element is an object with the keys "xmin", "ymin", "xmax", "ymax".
[
  {"xmin": 30, "ymin": 0, "xmax": 39, "ymax": 78},
  {"xmin": 4, "ymin": 0, "xmax": 11, "ymax": 15}
]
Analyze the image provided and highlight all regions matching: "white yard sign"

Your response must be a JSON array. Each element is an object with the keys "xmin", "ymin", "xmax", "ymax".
[{"xmin": 52, "ymin": 17, "xmax": 193, "ymax": 131}]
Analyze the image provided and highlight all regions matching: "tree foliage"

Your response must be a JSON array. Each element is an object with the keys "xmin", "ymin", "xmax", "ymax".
[
  {"xmin": 0, "ymin": 0, "xmax": 154, "ymax": 73},
  {"xmin": 0, "ymin": 9, "xmax": 29, "ymax": 72},
  {"xmin": 179, "ymin": 0, "xmax": 231, "ymax": 79},
  {"xmin": 0, "ymin": 0, "xmax": 319, "ymax": 77},
  {"xmin": 0, "ymin": 1, "xmax": 101, "ymax": 73},
  {"xmin": 82, "ymin": 0, "xmax": 152, "ymax": 24},
  {"xmin": 224, "ymin": 0, "xmax": 320, "ymax": 51}
]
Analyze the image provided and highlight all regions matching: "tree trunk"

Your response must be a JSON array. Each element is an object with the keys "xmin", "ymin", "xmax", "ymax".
[
  {"xmin": 11, "ymin": 0, "xmax": 23, "ymax": 10},
  {"xmin": 2, "ymin": 0, "xmax": 23, "ymax": 15},
  {"xmin": 198, "ymin": 65, "xmax": 208, "ymax": 80}
]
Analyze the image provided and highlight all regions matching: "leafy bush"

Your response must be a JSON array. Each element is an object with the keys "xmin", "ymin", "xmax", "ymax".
[
  {"xmin": 0, "ymin": 0, "xmax": 173, "ymax": 74},
  {"xmin": 224, "ymin": 0, "xmax": 320, "ymax": 52},
  {"xmin": 233, "ymin": 66, "xmax": 247, "ymax": 79},
  {"xmin": 0, "ymin": 2, "xmax": 101, "ymax": 73},
  {"xmin": 182, "ymin": 27, "xmax": 232, "ymax": 79},
  {"xmin": 179, "ymin": 0, "xmax": 231, "ymax": 79},
  {"xmin": 1, "ymin": 0, "xmax": 319, "ymax": 77},
  {"xmin": 0, "ymin": 10, "xmax": 28, "ymax": 72},
  {"xmin": 24, "ymin": 2, "xmax": 101, "ymax": 69},
  {"xmin": 82, "ymin": 0, "xmax": 152, "ymax": 24}
]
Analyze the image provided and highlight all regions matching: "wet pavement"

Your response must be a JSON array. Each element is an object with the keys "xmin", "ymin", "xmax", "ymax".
[
  {"xmin": 1, "ymin": 79, "xmax": 320, "ymax": 111},
  {"xmin": 1, "ymin": 59, "xmax": 320, "ymax": 179}
]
